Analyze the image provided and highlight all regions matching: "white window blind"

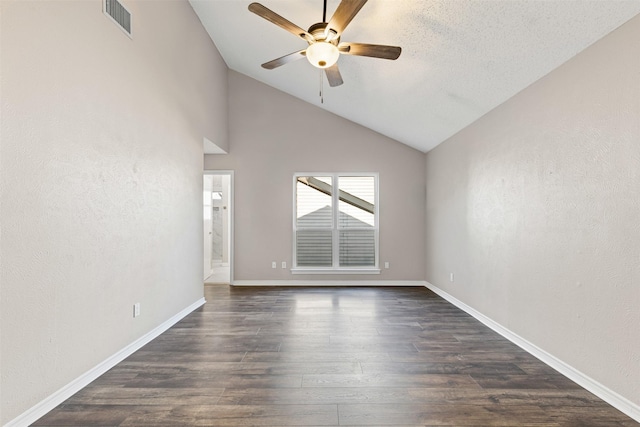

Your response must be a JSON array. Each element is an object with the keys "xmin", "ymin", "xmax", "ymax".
[
  {"xmin": 294, "ymin": 174, "xmax": 378, "ymax": 272},
  {"xmin": 296, "ymin": 176, "xmax": 333, "ymax": 267}
]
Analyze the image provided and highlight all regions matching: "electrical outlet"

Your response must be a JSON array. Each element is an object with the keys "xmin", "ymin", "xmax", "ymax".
[
  {"xmin": 384, "ymin": 261, "xmax": 390, "ymax": 269},
  {"xmin": 133, "ymin": 303, "xmax": 141, "ymax": 318},
  {"xmin": 281, "ymin": 261, "xmax": 287, "ymax": 269},
  {"xmin": 450, "ymin": 273, "xmax": 454, "ymax": 282},
  {"xmin": 271, "ymin": 261, "xmax": 277, "ymax": 269}
]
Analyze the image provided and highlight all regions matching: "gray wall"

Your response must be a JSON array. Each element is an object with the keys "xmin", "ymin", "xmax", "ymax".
[
  {"xmin": 205, "ymin": 71, "xmax": 426, "ymax": 282},
  {"xmin": 0, "ymin": 0, "xmax": 228, "ymax": 423},
  {"xmin": 425, "ymin": 15, "xmax": 639, "ymax": 407}
]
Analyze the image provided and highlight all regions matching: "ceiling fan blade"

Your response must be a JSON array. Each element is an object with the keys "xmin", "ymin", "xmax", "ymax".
[
  {"xmin": 325, "ymin": 64, "xmax": 344, "ymax": 87},
  {"xmin": 326, "ymin": 0, "xmax": 367, "ymax": 36},
  {"xmin": 338, "ymin": 42, "xmax": 401, "ymax": 60},
  {"xmin": 261, "ymin": 50, "xmax": 307, "ymax": 70},
  {"xmin": 248, "ymin": 3, "xmax": 314, "ymax": 42}
]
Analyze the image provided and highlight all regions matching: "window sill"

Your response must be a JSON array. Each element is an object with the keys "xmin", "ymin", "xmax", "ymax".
[{"xmin": 291, "ymin": 268, "xmax": 381, "ymax": 275}]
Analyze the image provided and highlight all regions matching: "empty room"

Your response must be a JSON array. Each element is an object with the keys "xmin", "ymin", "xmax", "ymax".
[{"xmin": 1, "ymin": 0, "xmax": 639, "ymax": 426}]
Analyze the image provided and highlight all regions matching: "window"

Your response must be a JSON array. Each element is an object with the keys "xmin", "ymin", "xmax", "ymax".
[{"xmin": 293, "ymin": 173, "xmax": 379, "ymax": 273}]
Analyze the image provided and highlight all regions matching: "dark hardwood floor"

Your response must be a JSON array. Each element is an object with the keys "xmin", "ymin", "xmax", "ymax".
[{"xmin": 34, "ymin": 285, "xmax": 638, "ymax": 426}]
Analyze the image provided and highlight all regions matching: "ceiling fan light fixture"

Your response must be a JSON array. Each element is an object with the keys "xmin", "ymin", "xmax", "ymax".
[{"xmin": 306, "ymin": 42, "xmax": 339, "ymax": 69}]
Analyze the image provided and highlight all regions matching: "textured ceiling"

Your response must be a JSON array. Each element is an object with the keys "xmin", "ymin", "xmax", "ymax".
[{"xmin": 191, "ymin": 0, "xmax": 640, "ymax": 153}]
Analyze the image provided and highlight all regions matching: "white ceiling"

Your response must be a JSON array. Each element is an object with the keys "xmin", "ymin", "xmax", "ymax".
[{"xmin": 191, "ymin": 0, "xmax": 640, "ymax": 153}]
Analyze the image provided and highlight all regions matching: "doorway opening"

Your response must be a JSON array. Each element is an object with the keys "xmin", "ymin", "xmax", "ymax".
[{"xmin": 203, "ymin": 171, "xmax": 233, "ymax": 284}]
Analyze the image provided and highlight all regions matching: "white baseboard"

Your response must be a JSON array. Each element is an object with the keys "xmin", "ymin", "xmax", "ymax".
[
  {"xmin": 5, "ymin": 297, "xmax": 206, "ymax": 427},
  {"xmin": 424, "ymin": 282, "xmax": 640, "ymax": 423},
  {"xmin": 232, "ymin": 280, "xmax": 428, "ymax": 287}
]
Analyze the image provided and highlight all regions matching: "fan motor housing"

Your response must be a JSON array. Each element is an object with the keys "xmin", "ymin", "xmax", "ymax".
[{"xmin": 307, "ymin": 22, "xmax": 339, "ymax": 45}]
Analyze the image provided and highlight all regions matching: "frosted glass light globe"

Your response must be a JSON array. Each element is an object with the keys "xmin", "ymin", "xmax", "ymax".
[{"xmin": 306, "ymin": 42, "xmax": 339, "ymax": 69}]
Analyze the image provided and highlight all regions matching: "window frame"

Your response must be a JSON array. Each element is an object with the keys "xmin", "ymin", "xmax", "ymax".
[{"xmin": 292, "ymin": 172, "xmax": 380, "ymax": 274}]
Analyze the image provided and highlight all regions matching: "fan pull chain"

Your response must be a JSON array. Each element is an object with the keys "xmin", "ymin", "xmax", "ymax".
[{"xmin": 319, "ymin": 69, "xmax": 324, "ymax": 104}]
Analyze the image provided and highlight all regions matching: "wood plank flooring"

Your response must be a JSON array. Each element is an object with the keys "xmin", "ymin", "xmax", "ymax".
[{"xmin": 33, "ymin": 285, "xmax": 638, "ymax": 426}]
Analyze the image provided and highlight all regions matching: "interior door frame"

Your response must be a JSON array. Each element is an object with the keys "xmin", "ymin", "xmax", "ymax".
[{"xmin": 203, "ymin": 169, "xmax": 234, "ymax": 284}]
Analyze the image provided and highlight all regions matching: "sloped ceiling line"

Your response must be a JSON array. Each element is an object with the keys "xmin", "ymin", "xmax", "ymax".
[{"xmin": 191, "ymin": 0, "xmax": 640, "ymax": 153}]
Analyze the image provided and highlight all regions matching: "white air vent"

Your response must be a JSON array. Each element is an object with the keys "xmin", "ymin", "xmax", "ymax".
[{"xmin": 103, "ymin": 0, "xmax": 132, "ymax": 38}]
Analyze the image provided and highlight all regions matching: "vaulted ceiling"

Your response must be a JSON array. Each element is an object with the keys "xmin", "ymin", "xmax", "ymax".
[{"xmin": 191, "ymin": 0, "xmax": 640, "ymax": 153}]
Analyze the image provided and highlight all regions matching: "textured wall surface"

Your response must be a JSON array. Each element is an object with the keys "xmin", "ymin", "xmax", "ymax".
[
  {"xmin": 0, "ymin": 0, "xmax": 227, "ymax": 423},
  {"xmin": 425, "ymin": 15, "xmax": 640, "ymax": 406},
  {"xmin": 204, "ymin": 71, "xmax": 426, "ymax": 282}
]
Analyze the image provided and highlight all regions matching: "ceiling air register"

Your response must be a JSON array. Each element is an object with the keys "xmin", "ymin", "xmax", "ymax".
[{"xmin": 103, "ymin": 0, "xmax": 132, "ymax": 37}]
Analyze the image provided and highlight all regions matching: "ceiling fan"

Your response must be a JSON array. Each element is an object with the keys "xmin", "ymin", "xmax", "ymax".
[{"xmin": 248, "ymin": 0, "xmax": 402, "ymax": 87}]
